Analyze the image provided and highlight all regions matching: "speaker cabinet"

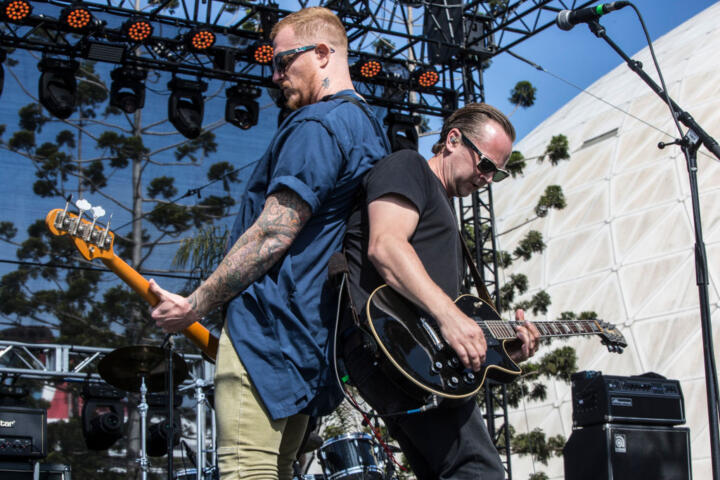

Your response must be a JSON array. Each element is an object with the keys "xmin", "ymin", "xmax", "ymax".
[
  {"xmin": 564, "ymin": 424, "xmax": 691, "ymax": 480},
  {"xmin": 0, "ymin": 462, "xmax": 71, "ymax": 480}
]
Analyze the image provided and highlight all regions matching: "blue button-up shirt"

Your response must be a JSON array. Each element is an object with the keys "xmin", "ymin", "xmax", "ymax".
[{"xmin": 225, "ymin": 91, "xmax": 390, "ymax": 420}]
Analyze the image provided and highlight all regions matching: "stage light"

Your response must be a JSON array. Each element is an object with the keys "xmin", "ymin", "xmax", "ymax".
[
  {"xmin": 186, "ymin": 28, "xmax": 215, "ymax": 52},
  {"xmin": 61, "ymin": 5, "xmax": 93, "ymax": 31},
  {"xmin": 385, "ymin": 111, "xmax": 421, "ymax": 152},
  {"xmin": 355, "ymin": 58, "xmax": 382, "ymax": 79},
  {"xmin": 147, "ymin": 415, "xmax": 181, "ymax": 457},
  {"xmin": 123, "ymin": 17, "xmax": 153, "ymax": 43},
  {"xmin": 225, "ymin": 83, "xmax": 260, "ymax": 130},
  {"xmin": 1, "ymin": 0, "xmax": 31, "ymax": 22},
  {"xmin": 81, "ymin": 383, "xmax": 125, "ymax": 451},
  {"xmin": 38, "ymin": 57, "xmax": 78, "ymax": 120},
  {"xmin": 414, "ymin": 67, "xmax": 439, "ymax": 88},
  {"xmin": 168, "ymin": 77, "xmax": 207, "ymax": 139},
  {"xmin": 110, "ymin": 67, "xmax": 146, "ymax": 114},
  {"xmin": 252, "ymin": 43, "xmax": 273, "ymax": 65}
]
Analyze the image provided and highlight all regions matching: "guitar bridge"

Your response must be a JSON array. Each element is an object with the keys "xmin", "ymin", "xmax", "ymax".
[{"xmin": 419, "ymin": 317, "xmax": 444, "ymax": 351}]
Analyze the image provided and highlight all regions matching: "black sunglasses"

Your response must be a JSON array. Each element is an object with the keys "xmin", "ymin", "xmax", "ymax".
[
  {"xmin": 460, "ymin": 133, "xmax": 509, "ymax": 183},
  {"xmin": 272, "ymin": 44, "xmax": 335, "ymax": 75}
]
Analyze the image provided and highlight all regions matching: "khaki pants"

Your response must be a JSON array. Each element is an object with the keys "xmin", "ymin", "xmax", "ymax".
[{"xmin": 215, "ymin": 326, "xmax": 309, "ymax": 480}]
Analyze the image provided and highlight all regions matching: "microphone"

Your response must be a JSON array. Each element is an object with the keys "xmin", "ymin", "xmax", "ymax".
[{"xmin": 557, "ymin": 2, "xmax": 630, "ymax": 31}]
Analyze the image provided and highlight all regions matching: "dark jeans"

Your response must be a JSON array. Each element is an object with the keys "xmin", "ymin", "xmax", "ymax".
[{"xmin": 341, "ymin": 328, "xmax": 505, "ymax": 480}]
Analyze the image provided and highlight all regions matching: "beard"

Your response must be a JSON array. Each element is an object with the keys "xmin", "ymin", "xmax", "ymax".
[{"xmin": 280, "ymin": 85, "xmax": 300, "ymax": 110}]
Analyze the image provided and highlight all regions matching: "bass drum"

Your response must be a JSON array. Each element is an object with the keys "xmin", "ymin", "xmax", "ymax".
[{"xmin": 319, "ymin": 433, "xmax": 384, "ymax": 480}]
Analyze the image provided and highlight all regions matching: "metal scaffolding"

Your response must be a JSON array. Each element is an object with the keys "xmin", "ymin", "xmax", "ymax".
[{"xmin": 0, "ymin": 1, "xmax": 598, "ymax": 477}]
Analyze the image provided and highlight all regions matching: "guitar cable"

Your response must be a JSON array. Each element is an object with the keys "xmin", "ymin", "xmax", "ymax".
[
  {"xmin": 332, "ymin": 274, "xmax": 440, "ymax": 473},
  {"xmin": 332, "ymin": 275, "xmax": 440, "ymax": 417}
]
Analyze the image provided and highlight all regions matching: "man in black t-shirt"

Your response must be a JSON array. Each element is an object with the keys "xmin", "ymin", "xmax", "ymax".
[{"xmin": 342, "ymin": 103, "xmax": 541, "ymax": 479}]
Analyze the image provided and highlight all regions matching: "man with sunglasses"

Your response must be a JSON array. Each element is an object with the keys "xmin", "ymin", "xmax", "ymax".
[
  {"xmin": 342, "ymin": 103, "xmax": 540, "ymax": 479},
  {"xmin": 149, "ymin": 6, "xmax": 390, "ymax": 479}
]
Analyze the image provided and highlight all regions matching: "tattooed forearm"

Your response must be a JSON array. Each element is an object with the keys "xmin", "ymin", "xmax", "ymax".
[{"xmin": 187, "ymin": 189, "xmax": 311, "ymax": 317}]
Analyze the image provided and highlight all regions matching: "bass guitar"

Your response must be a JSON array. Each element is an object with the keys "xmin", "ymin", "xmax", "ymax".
[
  {"xmin": 45, "ymin": 200, "xmax": 219, "ymax": 361},
  {"xmin": 365, "ymin": 284, "xmax": 626, "ymax": 399}
]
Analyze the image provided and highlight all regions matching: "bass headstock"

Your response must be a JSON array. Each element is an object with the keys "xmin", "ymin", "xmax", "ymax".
[
  {"xmin": 45, "ymin": 198, "xmax": 115, "ymax": 261},
  {"xmin": 595, "ymin": 320, "xmax": 627, "ymax": 354}
]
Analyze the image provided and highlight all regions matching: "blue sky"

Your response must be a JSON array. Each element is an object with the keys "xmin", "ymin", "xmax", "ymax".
[{"xmin": 468, "ymin": 0, "xmax": 718, "ymax": 144}]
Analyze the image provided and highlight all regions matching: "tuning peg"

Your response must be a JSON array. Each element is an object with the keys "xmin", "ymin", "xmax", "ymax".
[
  {"xmin": 91, "ymin": 206, "xmax": 105, "ymax": 219},
  {"xmin": 54, "ymin": 194, "xmax": 74, "ymax": 230},
  {"xmin": 99, "ymin": 213, "xmax": 113, "ymax": 249},
  {"xmin": 75, "ymin": 198, "xmax": 92, "ymax": 212},
  {"xmin": 85, "ymin": 206, "xmax": 106, "ymax": 242},
  {"xmin": 71, "ymin": 198, "xmax": 92, "ymax": 236}
]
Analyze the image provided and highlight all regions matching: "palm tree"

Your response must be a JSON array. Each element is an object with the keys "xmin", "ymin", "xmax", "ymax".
[{"xmin": 508, "ymin": 80, "xmax": 537, "ymax": 116}]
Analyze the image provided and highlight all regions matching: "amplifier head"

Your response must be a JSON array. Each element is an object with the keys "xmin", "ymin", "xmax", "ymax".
[{"xmin": 0, "ymin": 406, "xmax": 47, "ymax": 459}]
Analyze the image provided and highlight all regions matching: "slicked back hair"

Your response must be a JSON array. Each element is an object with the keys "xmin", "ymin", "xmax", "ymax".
[{"xmin": 432, "ymin": 103, "xmax": 515, "ymax": 154}]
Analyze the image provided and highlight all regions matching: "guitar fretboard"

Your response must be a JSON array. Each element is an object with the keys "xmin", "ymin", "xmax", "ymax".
[{"xmin": 482, "ymin": 320, "xmax": 602, "ymax": 341}]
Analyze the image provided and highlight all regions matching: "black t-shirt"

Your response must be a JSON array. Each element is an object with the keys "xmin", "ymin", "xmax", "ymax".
[{"xmin": 344, "ymin": 149, "xmax": 463, "ymax": 312}]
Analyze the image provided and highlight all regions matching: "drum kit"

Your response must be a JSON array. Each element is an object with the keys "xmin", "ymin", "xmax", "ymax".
[
  {"xmin": 312, "ymin": 432, "xmax": 396, "ymax": 480},
  {"xmin": 97, "ymin": 342, "xmax": 217, "ymax": 480},
  {"xmin": 97, "ymin": 342, "xmax": 397, "ymax": 480}
]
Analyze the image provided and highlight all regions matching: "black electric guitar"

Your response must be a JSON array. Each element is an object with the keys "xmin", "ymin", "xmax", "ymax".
[{"xmin": 365, "ymin": 284, "xmax": 627, "ymax": 399}]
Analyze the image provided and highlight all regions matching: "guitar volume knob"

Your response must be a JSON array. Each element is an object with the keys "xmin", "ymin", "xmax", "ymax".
[
  {"xmin": 463, "ymin": 372, "xmax": 476, "ymax": 384},
  {"xmin": 448, "ymin": 376, "xmax": 459, "ymax": 389},
  {"xmin": 447, "ymin": 357, "xmax": 460, "ymax": 369},
  {"xmin": 431, "ymin": 361, "xmax": 443, "ymax": 374}
]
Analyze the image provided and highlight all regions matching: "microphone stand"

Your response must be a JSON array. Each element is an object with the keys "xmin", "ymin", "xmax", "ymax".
[{"xmin": 586, "ymin": 19, "xmax": 720, "ymax": 479}]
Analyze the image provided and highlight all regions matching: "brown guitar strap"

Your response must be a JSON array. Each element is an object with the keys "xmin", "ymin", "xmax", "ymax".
[{"xmin": 458, "ymin": 230, "xmax": 497, "ymax": 311}]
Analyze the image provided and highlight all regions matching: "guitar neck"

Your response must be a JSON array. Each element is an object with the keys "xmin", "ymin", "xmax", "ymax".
[
  {"xmin": 100, "ymin": 256, "xmax": 219, "ymax": 361},
  {"xmin": 483, "ymin": 320, "xmax": 604, "ymax": 341}
]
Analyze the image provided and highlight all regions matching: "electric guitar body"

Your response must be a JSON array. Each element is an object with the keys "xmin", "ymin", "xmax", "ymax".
[{"xmin": 364, "ymin": 284, "xmax": 626, "ymax": 400}]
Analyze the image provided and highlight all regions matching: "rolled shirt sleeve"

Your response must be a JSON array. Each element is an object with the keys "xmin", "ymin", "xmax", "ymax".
[{"xmin": 268, "ymin": 119, "xmax": 344, "ymax": 213}]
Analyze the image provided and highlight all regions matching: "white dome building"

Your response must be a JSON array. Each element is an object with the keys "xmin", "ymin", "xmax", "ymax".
[{"xmin": 493, "ymin": 3, "xmax": 720, "ymax": 478}]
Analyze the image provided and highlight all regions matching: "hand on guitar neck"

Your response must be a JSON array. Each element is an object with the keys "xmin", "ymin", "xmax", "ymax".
[
  {"xmin": 148, "ymin": 279, "xmax": 203, "ymax": 334},
  {"xmin": 45, "ymin": 200, "xmax": 219, "ymax": 361},
  {"xmin": 505, "ymin": 308, "xmax": 541, "ymax": 363}
]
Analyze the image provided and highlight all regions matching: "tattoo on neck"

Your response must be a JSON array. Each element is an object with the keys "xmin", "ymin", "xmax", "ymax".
[{"xmin": 322, "ymin": 77, "xmax": 330, "ymax": 89}]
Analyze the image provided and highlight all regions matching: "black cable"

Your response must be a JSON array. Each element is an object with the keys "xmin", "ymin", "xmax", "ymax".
[
  {"xmin": 113, "ymin": 160, "xmax": 257, "ymax": 231},
  {"xmin": 629, "ymin": 0, "xmax": 720, "ymax": 413},
  {"xmin": 0, "ymin": 258, "xmax": 202, "ymax": 281},
  {"xmin": 628, "ymin": 3, "xmax": 684, "ymax": 140}
]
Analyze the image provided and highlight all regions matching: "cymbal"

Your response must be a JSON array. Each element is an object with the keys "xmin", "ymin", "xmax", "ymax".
[{"xmin": 98, "ymin": 345, "xmax": 189, "ymax": 393}]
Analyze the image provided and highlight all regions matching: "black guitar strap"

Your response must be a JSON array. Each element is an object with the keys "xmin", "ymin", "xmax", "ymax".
[
  {"xmin": 458, "ymin": 230, "xmax": 497, "ymax": 311},
  {"xmin": 328, "ymin": 250, "xmax": 362, "ymax": 328}
]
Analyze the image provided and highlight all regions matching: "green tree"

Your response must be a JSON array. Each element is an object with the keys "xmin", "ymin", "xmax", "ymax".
[
  {"xmin": 508, "ymin": 80, "xmax": 537, "ymax": 116},
  {"xmin": 507, "ymin": 150, "xmax": 527, "ymax": 177},
  {"xmin": 511, "ymin": 428, "xmax": 565, "ymax": 465},
  {"xmin": 541, "ymin": 134, "xmax": 570, "ymax": 165},
  {"xmin": 0, "ymin": 53, "xmax": 240, "ymax": 477}
]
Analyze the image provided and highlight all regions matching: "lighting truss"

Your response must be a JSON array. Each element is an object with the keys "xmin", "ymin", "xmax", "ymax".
[
  {"xmin": 0, "ymin": 2, "xmax": 597, "ymax": 476},
  {"xmin": 0, "ymin": 0, "xmax": 595, "ymax": 116}
]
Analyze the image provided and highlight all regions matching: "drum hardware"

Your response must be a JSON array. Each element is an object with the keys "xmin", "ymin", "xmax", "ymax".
[
  {"xmin": 174, "ymin": 466, "xmax": 219, "ymax": 480},
  {"xmin": 97, "ymin": 345, "xmax": 188, "ymax": 394},
  {"xmin": 179, "ymin": 377, "xmax": 217, "ymax": 480},
  {"xmin": 98, "ymin": 343, "xmax": 189, "ymax": 480},
  {"xmin": 319, "ymin": 432, "xmax": 384, "ymax": 480}
]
